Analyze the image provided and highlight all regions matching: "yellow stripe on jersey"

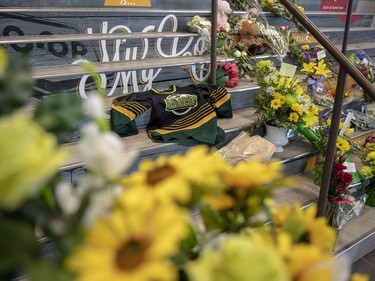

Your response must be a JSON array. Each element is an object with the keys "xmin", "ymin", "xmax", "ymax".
[
  {"xmin": 151, "ymin": 111, "xmax": 217, "ymax": 134},
  {"xmin": 112, "ymin": 104, "xmax": 137, "ymax": 120},
  {"xmin": 162, "ymin": 104, "xmax": 213, "ymax": 129}
]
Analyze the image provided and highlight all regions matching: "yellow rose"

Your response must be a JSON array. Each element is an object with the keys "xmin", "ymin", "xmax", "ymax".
[{"xmin": 0, "ymin": 114, "xmax": 66, "ymax": 210}]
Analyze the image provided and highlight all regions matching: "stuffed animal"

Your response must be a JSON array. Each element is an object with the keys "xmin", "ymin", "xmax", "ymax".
[
  {"xmin": 239, "ymin": 20, "xmax": 268, "ymax": 56},
  {"xmin": 217, "ymin": 0, "xmax": 232, "ymax": 31}
]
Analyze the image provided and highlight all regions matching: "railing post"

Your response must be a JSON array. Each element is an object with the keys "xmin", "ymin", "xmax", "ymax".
[
  {"xmin": 210, "ymin": 0, "xmax": 218, "ymax": 85},
  {"xmin": 316, "ymin": 0, "xmax": 355, "ymax": 217}
]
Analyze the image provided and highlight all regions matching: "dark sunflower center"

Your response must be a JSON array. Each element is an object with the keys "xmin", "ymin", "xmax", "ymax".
[
  {"xmin": 115, "ymin": 238, "xmax": 150, "ymax": 271},
  {"xmin": 146, "ymin": 164, "xmax": 176, "ymax": 186}
]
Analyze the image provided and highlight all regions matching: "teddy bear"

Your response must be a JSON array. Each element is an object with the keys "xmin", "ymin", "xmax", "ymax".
[
  {"xmin": 239, "ymin": 20, "xmax": 268, "ymax": 56},
  {"xmin": 217, "ymin": 0, "xmax": 232, "ymax": 31}
]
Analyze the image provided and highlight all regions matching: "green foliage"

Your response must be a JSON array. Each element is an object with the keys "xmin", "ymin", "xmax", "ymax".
[
  {"xmin": 0, "ymin": 53, "xmax": 34, "ymax": 116},
  {"xmin": 33, "ymin": 93, "xmax": 84, "ymax": 144}
]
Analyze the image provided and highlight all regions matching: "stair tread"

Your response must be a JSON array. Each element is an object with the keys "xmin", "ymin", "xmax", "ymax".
[
  {"xmin": 0, "ymin": 32, "xmax": 199, "ymax": 45},
  {"xmin": 31, "ymin": 55, "xmax": 233, "ymax": 79},
  {"xmin": 61, "ymin": 107, "xmax": 257, "ymax": 170}
]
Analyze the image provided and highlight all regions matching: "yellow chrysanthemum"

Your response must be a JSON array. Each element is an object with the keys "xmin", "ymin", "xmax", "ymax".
[
  {"xmin": 301, "ymin": 62, "xmax": 316, "ymax": 74},
  {"xmin": 289, "ymin": 112, "xmax": 299, "ymax": 123},
  {"xmin": 267, "ymin": 0, "xmax": 274, "ymax": 4},
  {"xmin": 274, "ymin": 92, "xmax": 285, "ymax": 102},
  {"xmin": 221, "ymin": 158, "xmax": 283, "ymax": 189},
  {"xmin": 291, "ymin": 104, "xmax": 303, "ymax": 115},
  {"xmin": 366, "ymin": 151, "xmax": 375, "ymax": 161},
  {"xmin": 336, "ymin": 136, "xmax": 351, "ymax": 152},
  {"xmin": 315, "ymin": 60, "xmax": 331, "ymax": 78},
  {"xmin": 187, "ymin": 234, "xmax": 289, "ymax": 281},
  {"xmin": 67, "ymin": 191, "xmax": 188, "ymax": 281},
  {"xmin": 271, "ymin": 98, "xmax": 283, "ymax": 110},
  {"xmin": 301, "ymin": 45, "xmax": 310, "ymax": 51},
  {"xmin": 361, "ymin": 165, "xmax": 374, "ymax": 178}
]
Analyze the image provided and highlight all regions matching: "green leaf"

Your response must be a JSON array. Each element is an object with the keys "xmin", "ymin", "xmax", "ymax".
[
  {"xmin": 0, "ymin": 53, "xmax": 34, "ymax": 117},
  {"xmin": 33, "ymin": 93, "xmax": 84, "ymax": 144},
  {"xmin": 0, "ymin": 218, "xmax": 40, "ymax": 275},
  {"xmin": 28, "ymin": 261, "xmax": 74, "ymax": 281}
]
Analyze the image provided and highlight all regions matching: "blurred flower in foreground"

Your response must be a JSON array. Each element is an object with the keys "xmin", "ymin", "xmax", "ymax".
[
  {"xmin": 67, "ymin": 190, "xmax": 189, "ymax": 281},
  {"xmin": 80, "ymin": 122, "xmax": 137, "ymax": 179},
  {"xmin": 187, "ymin": 234, "xmax": 289, "ymax": 281},
  {"xmin": 0, "ymin": 114, "xmax": 66, "ymax": 210}
]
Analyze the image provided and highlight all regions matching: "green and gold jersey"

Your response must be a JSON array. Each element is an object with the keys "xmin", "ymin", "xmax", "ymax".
[{"xmin": 110, "ymin": 84, "xmax": 232, "ymax": 146}]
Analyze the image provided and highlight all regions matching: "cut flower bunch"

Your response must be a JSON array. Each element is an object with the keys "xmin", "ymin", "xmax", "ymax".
[
  {"xmin": 254, "ymin": 60, "xmax": 319, "ymax": 130},
  {"xmin": 0, "ymin": 49, "xmax": 370, "ymax": 281}
]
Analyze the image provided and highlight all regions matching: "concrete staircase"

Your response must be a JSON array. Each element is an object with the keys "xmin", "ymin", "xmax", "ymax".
[{"xmin": 1, "ymin": 0, "xmax": 375, "ymax": 268}]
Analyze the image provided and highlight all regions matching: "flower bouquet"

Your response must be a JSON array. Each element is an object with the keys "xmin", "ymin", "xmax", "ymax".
[
  {"xmin": 305, "ymin": 113, "xmax": 366, "ymax": 231},
  {"xmin": 360, "ymin": 136, "xmax": 375, "ymax": 206},
  {"xmin": 254, "ymin": 60, "xmax": 319, "ymax": 130},
  {"xmin": 0, "ymin": 47, "xmax": 370, "ymax": 281},
  {"xmin": 300, "ymin": 59, "xmax": 332, "ymax": 97},
  {"xmin": 348, "ymin": 50, "xmax": 375, "ymax": 114},
  {"xmin": 213, "ymin": 61, "xmax": 240, "ymax": 88}
]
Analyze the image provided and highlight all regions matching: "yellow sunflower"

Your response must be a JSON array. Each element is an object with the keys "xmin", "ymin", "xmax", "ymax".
[
  {"xmin": 289, "ymin": 112, "xmax": 300, "ymax": 123},
  {"xmin": 67, "ymin": 191, "xmax": 188, "ymax": 281},
  {"xmin": 336, "ymin": 136, "xmax": 351, "ymax": 152},
  {"xmin": 121, "ymin": 154, "xmax": 191, "ymax": 204},
  {"xmin": 271, "ymin": 98, "xmax": 283, "ymax": 110},
  {"xmin": 221, "ymin": 158, "xmax": 284, "ymax": 189}
]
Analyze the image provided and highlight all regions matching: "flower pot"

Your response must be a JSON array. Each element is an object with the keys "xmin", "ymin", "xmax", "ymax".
[{"xmin": 264, "ymin": 124, "xmax": 289, "ymax": 153}]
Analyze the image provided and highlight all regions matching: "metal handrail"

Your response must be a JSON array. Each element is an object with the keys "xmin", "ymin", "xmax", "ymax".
[
  {"xmin": 278, "ymin": 0, "xmax": 375, "ymax": 217},
  {"xmin": 279, "ymin": 0, "xmax": 375, "ymax": 97}
]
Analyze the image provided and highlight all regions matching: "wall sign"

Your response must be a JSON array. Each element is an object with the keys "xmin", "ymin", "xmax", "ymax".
[
  {"xmin": 319, "ymin": 0, "xmax": 347, "ymax": 12},
  {"xmin": 319, "ymin": 0, "xmax": 363, "ymax": 23},
  {"xmin": 104, "ymin": 0, "xmax": 151, "ymax": 7}
]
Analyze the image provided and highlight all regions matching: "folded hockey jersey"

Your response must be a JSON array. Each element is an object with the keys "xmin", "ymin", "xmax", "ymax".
[{"xmin": 110, "ymin": 84, "xmax": 233, "ymax": 146}]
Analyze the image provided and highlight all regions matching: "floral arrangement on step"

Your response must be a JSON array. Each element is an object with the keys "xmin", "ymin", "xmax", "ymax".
[
  {"xmin": 231, "ymin": 0, "xmax": 307, "ymax": 33},
  {"xmin": 360, "ymin": 136, "xmax": 375, "ymax": 207},
  {"xmin": 0, "ymin": 46, "xmax": 370, "ymax": 281},
  {"xmin": 300, "ymin": 59, "xmax": 332, "ymax": 97},
  {"xmin": 253, "ymin": 60, "xmax": 319, "ymax": 130},
  {"xmin": 300, "ymin": 112, "xmax": 366, "ymax": 231},
  {"xmin": 217, "ymin": 61, "xmax": 240, "ymax": 87},
  {"xmin": 347, "ymin": 50, "xmax": 375, "ymax": 105}
]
